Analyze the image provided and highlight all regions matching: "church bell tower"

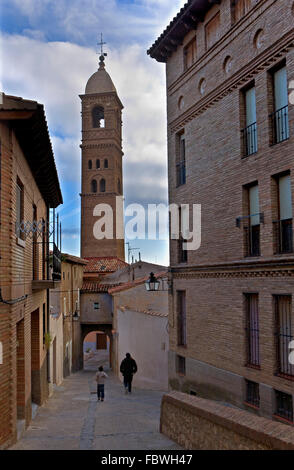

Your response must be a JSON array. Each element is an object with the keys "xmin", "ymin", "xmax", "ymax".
[{"xmin": 80, "ymin": 47, "xmax": 125, "ymax": 260}]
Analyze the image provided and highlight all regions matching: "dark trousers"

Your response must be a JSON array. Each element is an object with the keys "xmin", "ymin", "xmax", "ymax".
[
  {"xmin": 97, "ymin": 384, "xmax": 105, "ymax": 400},
  {"xmin": 124, "ymin": 375, "xmax": 133, "ymax": 392}
]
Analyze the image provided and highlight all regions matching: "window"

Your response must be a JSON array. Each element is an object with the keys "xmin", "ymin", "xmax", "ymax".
[
  {"xmin": 94, "ymin": 302, "xmax": 100, "ymax": 310},
  {"xmin": 96, "ymin": 159, "xmax": 100, "ymax": 169},
  {"xmin": 245, "ymin": 293, "xmax": 260, "ymax": 368},
  {"xmin": 233, "ymin": 0, "xmax": 252, "ymax": 23},
  {"xmin": 88, "ymin": 160, "xmax": 92, "ymax": 169},
  {"xmin": 242, "ymin": 86, "xmax": 257, "ymax": 156},
  {"xmin": 16, "ymin": 178, "xmax": 24, "ymax": 239},
  {"xmin": 100, "ymin": 178, "xmax": 106, "ymax": 193},
  {"xmin": 271, "ymin": 66, "xmax": 289, "ymax": 144},
  {"xmin": 274, "ymin": 295, "xmax": 294, "ymax": 378},
  {"xmin": 275, "ymin": 390, "xmax": 293, "ymax": 422},
  {"xmin": 184, "ymin": 38, "xmax": 196, "ymax": 70},
  {"xmin": 205, "ymin": 12, "xmax": 220, "ymax": 50},
  {"xmin": 176, "ymin": 355, "xmax": 186, "ymax": 375},
  {"xmin": 92, "ymin": 106, "xmax": 105, "ymax": 128},
  {"xmin": 178, "ymin": 206, "xmax": 188, "ymax": 263},
  {"xmin": 244, "ymin": 184, "xmax": 260, "ymax": 257},
  {"xmin": 32, "ymin": 204, "xmax": 38, "ymax": 280},
  {"xmin": 43, "ymin": 303, "xmax": 46, "ymax": 342},
  {"xmin": 91, "ymin": 179, "xmax": 97, "ymax": 193},
  {"xmin": 118, "ymin": 178, "xmax": 121, "ymax": 194},
  {"xmin": 176, "ymin": 133, "xmax": 186, "ymax": 187},
  {"xmin": 177, "ymin": 291, "xmax": 187, "ymax": 346},
  {"xmin": 273, "ymin": 174, "xmax": 293, "ymax": 254},
  {"xmin": 104, "ymin": 159, "xmax": 108, "ymax": 169},
  {"xmin": 245, "ymin": 380, "xmax": 260, "ymax": 408}
]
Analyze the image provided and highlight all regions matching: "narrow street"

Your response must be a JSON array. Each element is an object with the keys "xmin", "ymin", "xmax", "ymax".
[{"xmin": 11, "ymin": 353, "xmax": 180, "ymax": 451}]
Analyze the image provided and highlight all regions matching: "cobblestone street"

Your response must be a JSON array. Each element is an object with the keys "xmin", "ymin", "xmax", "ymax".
[{"xmin": 11, "ymin": 353, "xmax": 180, "ymax": 451}]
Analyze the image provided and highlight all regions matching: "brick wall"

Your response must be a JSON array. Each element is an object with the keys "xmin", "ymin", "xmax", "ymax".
[
  {"xmin": 160, "ymin": 391, "xmax": 294, "ymax": 450},
  {"xmin": 0, "ymin": 123, "xmax": 50, "ymax": 448},
  {"xmin": 161, "ymin": 0, "xmax": 294, "ymax": 418}
]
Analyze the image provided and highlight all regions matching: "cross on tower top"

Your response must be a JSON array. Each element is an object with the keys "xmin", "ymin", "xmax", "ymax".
[{"xmin": 98, "ymin": 33, "xmax": 107, "ymax": 56}]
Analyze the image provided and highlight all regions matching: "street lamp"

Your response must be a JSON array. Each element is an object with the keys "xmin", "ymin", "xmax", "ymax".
[{"xmin": 145, "ymin": 272, "xmax": 160, "ymax": 292}]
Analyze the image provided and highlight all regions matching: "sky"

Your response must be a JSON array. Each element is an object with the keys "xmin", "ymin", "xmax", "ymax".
[{"xmin": 0, "ymin": 0, "xmax": 186, "ymax": 266}]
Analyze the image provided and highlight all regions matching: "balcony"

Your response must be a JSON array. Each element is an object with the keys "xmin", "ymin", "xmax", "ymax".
[
  {"xmin": 176, "ymin": 161, "xmax": 186, "ymax": 187},
  {"xmin": 32, "ymin": 243, "xmax": 62, "ymax": 290},
  {"xmin": 273, "ymin": 218, "xmax": 293, "ymax": 254},
  {"xmin": 270, "ymin": 105, "xmax": 289, "ymax": 145},
  {"xmin": 241, "ymin": 122, "xmax": 257, "ymax": 157},
  {"xmin": 244, "ymin": 225, "xmax": 260, "ymax": 257}
]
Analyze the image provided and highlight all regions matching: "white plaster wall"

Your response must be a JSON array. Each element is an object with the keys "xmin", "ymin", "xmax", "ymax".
[
  {"xmin": 117, "ymin": 309, "xmax": 169, "ymax": 391},
  {"xmin": 49, "ymin": 313, "xmax": 64, "ymax": 388}
]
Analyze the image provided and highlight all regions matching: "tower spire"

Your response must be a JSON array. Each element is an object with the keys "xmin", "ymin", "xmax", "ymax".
[{"xmin": 97, "ymin": 33, "xmax": 107, "ymax": 70}]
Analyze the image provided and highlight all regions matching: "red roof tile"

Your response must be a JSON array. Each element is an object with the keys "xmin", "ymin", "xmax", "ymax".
[
  {"xmin": 83, "ymin": 257, "xmax": 128, "ymax": 274},
  {"xmin": 81, "ymin": 281, "xmax": 121, "ymax": 293}
]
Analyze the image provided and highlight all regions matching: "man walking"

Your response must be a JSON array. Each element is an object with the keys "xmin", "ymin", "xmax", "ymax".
[{"xmin": 120, "ymin": 353, "xmax": 137, "ymax": 394}]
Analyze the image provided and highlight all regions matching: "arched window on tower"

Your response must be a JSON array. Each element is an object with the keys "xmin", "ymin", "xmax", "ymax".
[
  {"xmin": 96, "ymin": 159, "xmax": 100, "ymax": 169},
  {"xmin": 118, "ymin": 178, "xmax": 121, "ymax": 194},
  {"xmin": 104, "ymin": 159, "xmax": 108, "ymax": 169},
  {"xmin": 88, "ymin": 160, "xmax": 92, "ymax": 169},
  {"xmin": 91, "ymin": 179, "xmax": 97, "ymax": 193},
  {"xmin": 100, "ymin": 178, "xmax": 106, "ymax": 193},
  {"xmin": 92, "ymin": 106, "xmax": 105, "ymax": 128}
]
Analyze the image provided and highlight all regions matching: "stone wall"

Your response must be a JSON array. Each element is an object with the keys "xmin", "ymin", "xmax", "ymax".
[{"xmin": 160, "ymin": 391, "xmax": 294, "ymax": 450}]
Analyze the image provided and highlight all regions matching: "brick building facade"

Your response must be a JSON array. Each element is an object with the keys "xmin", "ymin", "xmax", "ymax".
[
  {"xmin": 0, "ymin": 94, "xmax": 62, "ymax": 448},
  {"xmin": 149, "ymin": 0, "xmax": 294, "ymax": 424},
  {"xmin": 50, "ymin": 253, "xmax": 87, "ymax": 381}
]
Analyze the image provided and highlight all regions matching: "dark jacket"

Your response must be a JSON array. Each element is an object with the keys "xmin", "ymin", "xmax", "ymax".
[{"xmin": 120, "ymin": 357, "xmax": 137, "ymax": 377}]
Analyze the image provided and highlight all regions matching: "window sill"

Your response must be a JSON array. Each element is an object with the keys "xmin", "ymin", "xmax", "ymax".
[
  {"xmin": 16, "ymin": 237, "xmax": 26, "ymax": 248},
  {"xmin": 245, "ymin": 364, "xmax": 261, "ymax": 371},
  {"xmin": 244, "ymin": 401, "xmax": 259, "ymax": 411},
  {"xmin": 275, "ymin": 373, "xmax": 294, "ymax": 382},
  {"xmin": 273, "ymin": 414, "xmax": 294, "ymax": 425}
]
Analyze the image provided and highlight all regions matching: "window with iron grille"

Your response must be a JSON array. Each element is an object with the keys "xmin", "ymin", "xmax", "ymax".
[
  {"xmin": 177, "ymin": 291, "xmax": 186, "ymax": 346},
  {"xmin": 274, "ymin": 295, "xmax": 294, "ymax": 378},
  {"xmin": 176, "ymin": 355, "xmax": 186, "ymax": 375},
  {"xmin": 273, "ymin": 174, "xmax": 293, "ymax": 254},
  {"xmin": 270, "ymin": 65, "xmax": 289, "ymax": 145},
  {"xmin": 245, "ymin": 380, "xmax": 260, "ymax": 408},
  {"xmin": 275, "ymin": 390, "xmax": 293, "ymax": 422},
  {"xmin": 241, "ymin": 85, "xmax": 258, "ymax": 157},
  {"xmin": 244, "ymin": 184, "xmax": 260, "ymax": 257},
  {"xmin": 245, "ymin": 293, "xmax": 260, "ymax": 367},
  {"xmin": 16, "ymin": 177, "xmax": 24, "ymax": 239},
  {"xmin": 178, "ymin": 207, "xmax": 188, "ymax": 263},
  {"xmin": 176, "ymin": 133, "xmax": 186, "ymax": 187}
]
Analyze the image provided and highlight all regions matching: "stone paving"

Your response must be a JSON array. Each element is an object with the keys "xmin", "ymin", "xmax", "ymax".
[{"xmin": 11, "ymin": 353, "xmax": 181, "ymax": 450}]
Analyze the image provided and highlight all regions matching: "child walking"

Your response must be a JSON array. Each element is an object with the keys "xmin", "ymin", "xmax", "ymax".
[{"xmin": 96, "ymin": 366, "xmax": 108, "ymax": 402}]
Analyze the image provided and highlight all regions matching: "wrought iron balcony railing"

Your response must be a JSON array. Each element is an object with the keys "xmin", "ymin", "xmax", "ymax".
[
  {"xmin": 270, "ymin": 105, "xmax": 289, "ymax": 145},
  {"xmin": 273, "ymin": 218, "xmax": 293, "ymax": 254},
  {"xmin": 241, "ymin": 122, "xmax": 258, "ymax": 157}
]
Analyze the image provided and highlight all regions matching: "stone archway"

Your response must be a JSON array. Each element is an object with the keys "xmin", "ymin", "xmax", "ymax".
[{"xmin": 80, "ymin": 324, "xmax": 113, "ymax": 371}]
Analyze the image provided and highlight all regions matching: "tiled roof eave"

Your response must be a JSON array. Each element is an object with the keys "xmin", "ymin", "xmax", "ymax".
[{"xmin": 147, "ymin": 0, "xmax": 215, "ymax": 62}]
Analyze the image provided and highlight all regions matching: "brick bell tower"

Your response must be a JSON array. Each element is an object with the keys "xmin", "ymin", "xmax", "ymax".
[{"xmin": 80, "ymin": 50, "xmax": 125, "ymax": 260}]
